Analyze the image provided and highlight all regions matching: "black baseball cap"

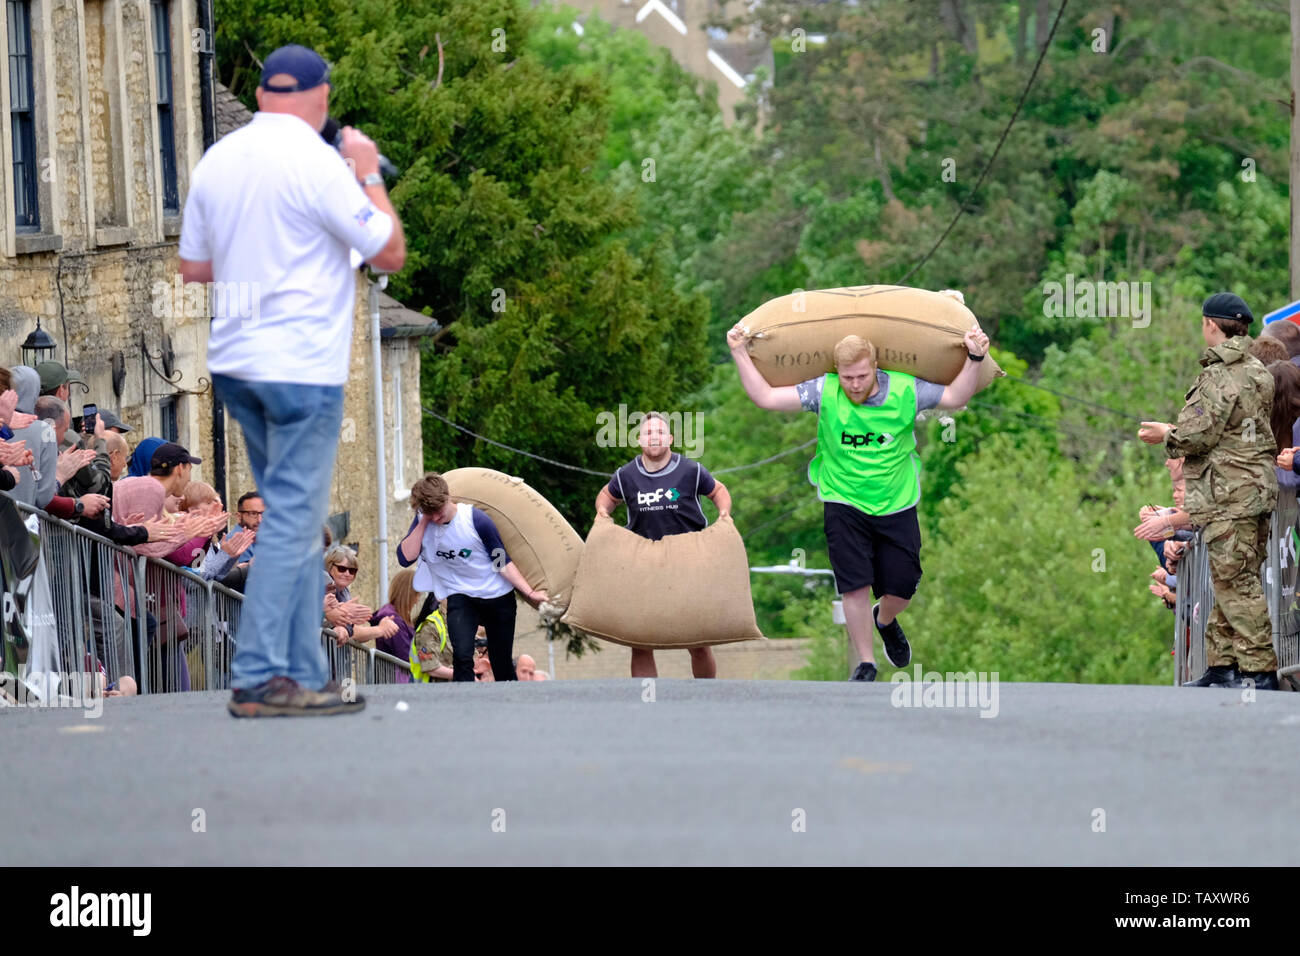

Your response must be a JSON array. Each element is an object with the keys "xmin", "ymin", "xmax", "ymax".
[
  {"xmin": 151, "ymin": 442, "xmax": 202, "ymax": 468},
  {"xmin": 1202, "ymin": 292, "xmax": 1254, "ymax": 330},
  {"xmin": 260, "ymin": 45, "xmax": 331, "ymax": 93}
]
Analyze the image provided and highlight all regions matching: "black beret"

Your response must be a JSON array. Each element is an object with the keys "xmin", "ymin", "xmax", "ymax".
[{"xmin": 1202, "ymin": 292, "xmax": 1254, "ymax": 330}]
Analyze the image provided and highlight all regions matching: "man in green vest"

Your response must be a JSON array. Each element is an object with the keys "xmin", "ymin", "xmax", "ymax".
[{"xmin": 727, "ymin": 323, "xmax": 990, "ymax": 681}]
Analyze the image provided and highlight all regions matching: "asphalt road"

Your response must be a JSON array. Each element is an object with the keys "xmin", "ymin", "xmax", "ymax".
[{"xmin": 3, "ymin": 679, "xmax": 1298, "ymax": 865}]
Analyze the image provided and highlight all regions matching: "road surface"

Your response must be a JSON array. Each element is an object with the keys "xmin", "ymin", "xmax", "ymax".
[{"xmin": 3, "ymin": 679, "xmax": 1298, "ymax": 865}]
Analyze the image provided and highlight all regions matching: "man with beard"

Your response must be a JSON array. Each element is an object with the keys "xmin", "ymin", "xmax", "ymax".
[{"xmin": 595, "ymin": 413, "xmax": 732, "ymax": 679}]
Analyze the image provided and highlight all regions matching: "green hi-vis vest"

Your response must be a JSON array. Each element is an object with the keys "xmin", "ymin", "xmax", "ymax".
[
  {"xmin": 808, "ymin": 371, "xmax": 922, "ymax": 515},
  {"xmin": 409, "ymin": 608, "xmax": 449, "ymax": 683}
]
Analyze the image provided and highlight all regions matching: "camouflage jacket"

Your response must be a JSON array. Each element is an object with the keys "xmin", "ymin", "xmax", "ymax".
[
  {"xmin": 59, "ymin": 436, "xmax": 112, "ymax": 501},
  {"xmin": 1165, "ymin": 336, "xmax": 1277, "ymax": 522}
]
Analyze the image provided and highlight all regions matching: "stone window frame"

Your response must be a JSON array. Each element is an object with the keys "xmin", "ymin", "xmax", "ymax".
[
  {"xmin": 147, "ymin": 0, "xmax": 198, "ymax": 239},
  {"xmin": 148, "ymin": 0, "xmax": 177, "ymax": 215},
  {"xmin": 157, "ymin": 391, "xmax": 179, "ymax": 442},
  {"xmin": 0, "ymin": 0, "xmax": 63, "ymax": 256},
  {"xmin": 77, "ymin": 0, "xmax": 137, "ymax": 248}
]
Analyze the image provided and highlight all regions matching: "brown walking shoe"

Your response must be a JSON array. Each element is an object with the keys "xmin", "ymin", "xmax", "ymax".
[{"xmin": 227, "ymin": 676, "xmax": 364, "ymax": 717}]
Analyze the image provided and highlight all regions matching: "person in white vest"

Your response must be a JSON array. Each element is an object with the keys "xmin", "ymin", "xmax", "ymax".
[{"xmin": 397, "ymin": 473, "xmax": 547, "ymax": 681}]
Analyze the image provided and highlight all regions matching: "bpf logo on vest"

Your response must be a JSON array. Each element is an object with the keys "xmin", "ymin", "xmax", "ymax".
[
  {"xmin": 841, "ymin": 431, "xmax": 894, "ymax": 448},
  {"xmin": 636, "ymin": 488, "xmax": 681, "ymax": 506},
  {"xmin": 435, "ymin": 548, "xmax": 474, "ymax": 560}
]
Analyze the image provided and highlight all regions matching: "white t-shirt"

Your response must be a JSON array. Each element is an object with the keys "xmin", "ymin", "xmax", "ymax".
[
  {"xmin": 179, "ymin": 111, "xmax": 394, "ymax": 386},
  {"xmin": 412, "ymin": 503, "xmax": 514, "ymax": 600}
]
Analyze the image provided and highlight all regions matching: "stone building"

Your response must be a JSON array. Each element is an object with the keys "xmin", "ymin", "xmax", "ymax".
[
  {"xmin": 571, "ymin": 0, "xmax": 774, "ymax": 126},
  {"xmin": 0, "ymin": 0, "xmax": 435, "ymax": 608}
]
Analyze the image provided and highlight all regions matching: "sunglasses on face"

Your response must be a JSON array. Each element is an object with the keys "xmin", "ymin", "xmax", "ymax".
[{"xmin": 332, "ymin": 564, "xmax": 358, "ymax": 576}]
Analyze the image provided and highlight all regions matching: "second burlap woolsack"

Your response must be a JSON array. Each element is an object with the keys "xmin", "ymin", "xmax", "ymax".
[
  {"xmin": 561, "ymin": 514, "xmax": 764, "ymax": 649},
  {"xmin": 442, "ymin": 467, "xmax": 584, "ymax": 608}
]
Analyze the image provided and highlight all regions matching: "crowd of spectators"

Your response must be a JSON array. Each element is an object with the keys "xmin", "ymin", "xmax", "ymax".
[
  {"xmin": 469, "ymin": 629, "xmax": 550, "ymax": 682},
  {"xmin": 1, "ymin": 360, "xmax": 272, "ymax": 697},
  {"xmin": 5, "ymin": 361, "xmax": 557, "ymax": 697}
]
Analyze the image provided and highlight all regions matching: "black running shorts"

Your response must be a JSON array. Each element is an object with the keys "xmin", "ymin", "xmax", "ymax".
[{"xmin": 823, "ymin": 502, "xmax": 923, "ymax": 599}]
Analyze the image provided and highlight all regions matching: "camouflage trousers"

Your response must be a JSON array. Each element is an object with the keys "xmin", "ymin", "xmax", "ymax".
[{"xmin": 1204, "ymin": 514, "xmax": 1278, "ymax": 672}]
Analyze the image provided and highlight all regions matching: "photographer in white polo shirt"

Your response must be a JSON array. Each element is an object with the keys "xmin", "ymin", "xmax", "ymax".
[{"xmin": 179, "ymin": 44, "xmax": 406, "ymax": 718}]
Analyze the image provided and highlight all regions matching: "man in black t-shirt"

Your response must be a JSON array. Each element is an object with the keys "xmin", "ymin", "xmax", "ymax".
[{"xmin": 595, "ymin": 413, "xmax": 732, "ymax": 678}]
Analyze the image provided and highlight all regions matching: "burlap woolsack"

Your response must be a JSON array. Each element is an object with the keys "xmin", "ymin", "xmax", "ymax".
[
  {"xmin": 737, "ymin": 285, "xmax": 1002, "ymax": 392},
  {"xmin": 442, "ymin": 468, "xmax": 584, "ymax": 609},
  {"xmin": 561, "ymin": 514, "xmax": 764, "ymax": 649}
]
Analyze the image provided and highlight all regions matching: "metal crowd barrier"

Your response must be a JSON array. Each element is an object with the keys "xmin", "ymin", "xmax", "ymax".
[
  {"xmin": 1265, "ymin": 486, "xmax": 1300, "ymax": 681},
  {"xmin": 1172, "ymin": 531, "xmax": 1211, "ymax": 685},
  {"xmin": 1172, "ymin": 485, "xmax": 1300, "ymax": 686},
  {"xmin": 3, "ymin": 497, "xmax": 143, "ymax": 696},
  {"xmin": 2, "ymin": 493, "xmax": 409, "ymax": 697},
  {"xmin": 323, "ymin": 633, "xmax": 411, "ymax": 686}
]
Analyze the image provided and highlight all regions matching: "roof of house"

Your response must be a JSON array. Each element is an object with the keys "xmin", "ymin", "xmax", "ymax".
[
  {"xmin": 709, "ymin": 37, "xmax": 774, "ymax": 85},
  {"xmin": 213, "ymin": 83, "xmax": 438, "ymax": 341}
]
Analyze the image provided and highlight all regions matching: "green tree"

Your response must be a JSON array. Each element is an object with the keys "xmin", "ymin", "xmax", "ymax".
[
  {"xmin": 872, "ymin": 432, "xmax": 1173, "ymax": 683},
  {"xmin": 214, "ymin": 0, "xmax": 712, "ymax": 521},
  {"xmin": 532, "ymin": 8, "xmax": 784, "ymax": 357}
]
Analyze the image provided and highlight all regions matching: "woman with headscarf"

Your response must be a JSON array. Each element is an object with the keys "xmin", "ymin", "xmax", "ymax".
[{"xmin": 127, "ymin": 436, "xmax": 165, "ymax": 478}]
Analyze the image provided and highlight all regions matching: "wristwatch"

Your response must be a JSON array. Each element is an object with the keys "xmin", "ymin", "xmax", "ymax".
[
  {"xmin": 73, "ymin": 498, "xmax": 84, "ymax": 516},
  {"xmin": 968, "ymin": 352, "xmax": 986, "ymax": 362},
  {"xmin": 360, "ymin": 172, "xmax": 384, "ymax": 188}
]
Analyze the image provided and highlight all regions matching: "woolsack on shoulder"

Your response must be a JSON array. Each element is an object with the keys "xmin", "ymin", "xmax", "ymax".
[
  {"xmin": 737, "ymin": 284, "xmax": 1003, "ymax": 392},
  {"xmin": 561, "ymin": 514, "xmax": 764, "ymax": 649}
]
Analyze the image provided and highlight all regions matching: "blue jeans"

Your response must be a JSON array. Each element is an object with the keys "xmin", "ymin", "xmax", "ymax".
[{"xmin": 214, "ymin": 374, "xmax": 342, "ymax": 691}]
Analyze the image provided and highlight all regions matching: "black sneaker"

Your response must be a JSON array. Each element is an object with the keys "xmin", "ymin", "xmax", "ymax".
[
  {"xmin": 227, "ymin": 676, "xmax": 364, "ymax": 718},
  {"xmin": 850, "ymin": 661, "xmax": 877, "ymax": 682},
  {"xmin": 1182, "ymin": 665, "xmax": 1239, "ymax": 688},
  {"xmin": 873, "ymin": 604, "xmax": 911, "ymax": 667},
  {"xmin": 1238, "ymin": 670, "xmax": 1279, "ymax": 691}
]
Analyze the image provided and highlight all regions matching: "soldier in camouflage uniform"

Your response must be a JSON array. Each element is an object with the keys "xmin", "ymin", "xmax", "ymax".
[{"xmin": 1139, "ymin": 292, "xmax": 1280, "ymax": 690}]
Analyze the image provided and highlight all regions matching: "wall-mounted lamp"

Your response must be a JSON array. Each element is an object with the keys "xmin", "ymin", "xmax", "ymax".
[{"xmin": 20, "ymin": 319, "xmax": 56, "ymax": 367}]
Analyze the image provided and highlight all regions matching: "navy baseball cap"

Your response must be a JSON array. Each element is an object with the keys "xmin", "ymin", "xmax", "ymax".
[
  {"xmin": 260, "ymin": 45, "xmax": 331, "ymax": 93},
  {"xmin": 151, "ymin": 442, "xmax": 202, "ymax": 468}
]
